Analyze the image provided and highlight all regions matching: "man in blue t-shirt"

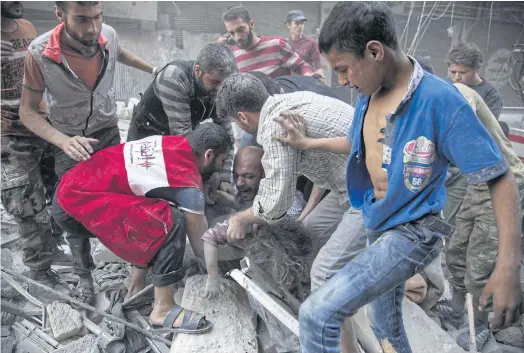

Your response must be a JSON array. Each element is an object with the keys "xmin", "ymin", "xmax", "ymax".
[{"xmin": 273, "ymin": 2, "xmax": 522, "ymax": 352}]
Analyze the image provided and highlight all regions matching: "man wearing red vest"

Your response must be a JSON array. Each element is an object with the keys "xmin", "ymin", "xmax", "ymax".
[{"xmin": 53, "ymin": 123, "xmax": 232, "ymax": 333}]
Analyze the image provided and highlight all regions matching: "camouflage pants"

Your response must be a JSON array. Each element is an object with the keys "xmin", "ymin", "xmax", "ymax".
[
  {"xmin": 1, "ymin": 135, "xmax": 57, "ymax": 270},
  {"xmin": 446, "ymin": 183, "xmax": 524, "ymax": 304}
]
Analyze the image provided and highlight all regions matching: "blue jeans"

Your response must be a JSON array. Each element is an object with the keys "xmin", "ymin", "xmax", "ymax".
[{"xmin": 299, "ymin": 222, "xmax": 444, "ymax": 353}]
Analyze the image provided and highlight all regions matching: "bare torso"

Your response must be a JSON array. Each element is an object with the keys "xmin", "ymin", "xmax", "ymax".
[{"xmin": 363, "ymin": 85, "xmax": 409, "ymax": 199}]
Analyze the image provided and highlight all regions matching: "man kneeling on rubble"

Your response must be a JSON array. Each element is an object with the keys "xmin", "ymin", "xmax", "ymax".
[{"xmin": 53, "ymin": 123, "xmax": 233, "ymax": 333}]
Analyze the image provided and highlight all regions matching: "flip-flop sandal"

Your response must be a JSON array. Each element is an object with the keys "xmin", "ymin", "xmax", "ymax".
[{"xmin": 149, "ymin": 304, "xmax": 213, "ymax": 334}]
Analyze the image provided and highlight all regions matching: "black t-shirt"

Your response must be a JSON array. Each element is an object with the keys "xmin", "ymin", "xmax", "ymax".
[{"xmin": 469, "ymin": 80, "xmax": 503, "ymax": 120}]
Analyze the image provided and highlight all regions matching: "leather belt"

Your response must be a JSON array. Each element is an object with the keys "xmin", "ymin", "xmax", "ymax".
[{"xmin": 412, "ymin": 214, "xmax": 455, "ymax": 236}]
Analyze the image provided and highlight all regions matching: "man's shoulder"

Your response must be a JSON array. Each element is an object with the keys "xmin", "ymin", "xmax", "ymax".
[
  {"xmin": 260, "ymin": 36, "xmax": 287, "ymax": 47},
  {"xmin": 14, "ymin": 18, "xmax": 37, "ymax": 33},
  {"xmin": 158, "ymin": 61, "xmax": 192, "ymax": 85}
]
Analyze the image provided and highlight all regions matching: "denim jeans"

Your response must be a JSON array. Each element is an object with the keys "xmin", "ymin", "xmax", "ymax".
[{"xmin": 299, "ymin": 222, "xmax": 444, "ymax": 353}]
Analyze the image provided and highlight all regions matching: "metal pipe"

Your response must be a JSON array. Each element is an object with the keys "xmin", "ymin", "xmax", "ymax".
[
  {"xmin": 228, "ymin": 269, "xmax": 299, "ymax": 336},
  {"xmin": 1, "ymin": 266, "xmax": 171, "ymax": 346}
]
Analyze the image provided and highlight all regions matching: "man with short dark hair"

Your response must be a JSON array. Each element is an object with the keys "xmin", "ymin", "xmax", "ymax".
[
  {"xmin": 20, "ymin": 1, "xmax": 155, "ymax": 304},
  {"xmin": 275, "ymin": 2, "xmax": 521, "ymax": 352},
  {"xmin": 217, "ymin": 72, "xmax": 365, "ymax": 353},
  {"xmin": 127, "ymin": 43, "xmax": 237, "ymax": 192},
  {"xmin": 222, "ymin": 5, "xmax": 319, "ymax": 79},
  {"xmin": 53, "ymin": 123, "xmax": 232, "ymax": 333},
  {"xmin": 447, "ymin": 41, "xmax": 502, "ymax": 119},
  {"xmin": 285, "ymin": 10, "xmax": 324, "ymax": 80}
]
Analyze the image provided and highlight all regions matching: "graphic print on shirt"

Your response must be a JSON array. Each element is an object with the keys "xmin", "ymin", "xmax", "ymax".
[
  {"xmin": 403, "ymin": 136, "xmax": 434, "ymax": 192},
  {"xmin": 124, "ymin": 135, "xmax": 169, "ymax": 196}
]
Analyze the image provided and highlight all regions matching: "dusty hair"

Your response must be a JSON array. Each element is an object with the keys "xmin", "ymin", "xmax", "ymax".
[
  {"xmin": 55, "ymin": 1, "xmax": 99, "ymax": 12},
  {"xmin": 222, "ymin": 5, "xmax": 251, "ymax": 23},
  {"xmin": 446, "ymin": 42, "xmax": 483, "ymax": 69},
  {"xmin": 244, "ymin": 222, "xmax": 312, "ymax": 291}
]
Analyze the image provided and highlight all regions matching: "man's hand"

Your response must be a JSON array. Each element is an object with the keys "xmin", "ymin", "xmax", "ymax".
[
  {"xmin": 227, "ymin": 214, "xmax": 248, "ymax": 243},
  {"xmin": 272, "ymin": 110, "xmax": 310, "ymax": 150},
  {"xmin": 1, "ymin": 40, "xmax": 14, "ymax": 65},
  {"xmin": 60, "ymin": 136, "xmax": 99, "ymax": 161},
  {"xmin": 204, "ymin": 173, "xmax": 220, "ymax": 205},
  {"xmin": 204, "ymin": 274, "xmax": 220, "ymax": 300},
  {"xmin": 219, "ymin": 181, "xmax": 234, "ymax": 195},
  {"xmin": 479, "ymin": 265, "xmax": 521, "ymax": 329}
]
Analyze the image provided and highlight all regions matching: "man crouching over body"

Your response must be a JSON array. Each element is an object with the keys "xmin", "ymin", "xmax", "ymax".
[{"xmin": 53, "ymin": 123, "xmax": 232, "ymax": 334}]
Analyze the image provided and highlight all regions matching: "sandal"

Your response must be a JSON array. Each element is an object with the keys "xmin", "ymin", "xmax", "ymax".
[{"xmin": 149, "ymin": 304, "xmax": 212, "ymax": 334}]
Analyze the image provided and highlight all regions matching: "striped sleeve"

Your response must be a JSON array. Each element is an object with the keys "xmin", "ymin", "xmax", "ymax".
[
  {"xmin": 155, "ymin": 65, "xmax": 193, "ymax": 136},
  {"xmin": 278, "ymin": 39, "xmax": 313, "ymax": 75}
]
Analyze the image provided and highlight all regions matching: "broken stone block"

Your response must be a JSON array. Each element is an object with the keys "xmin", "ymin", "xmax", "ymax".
[
  {"xmin": 496, "ymin": 327, "xmax": 524, "ymax": 348},
  {"xmin": 1, "ymin": 334, "xmax": 14, "ymax": 353},
  {"xmin": 47, "ymin": 302, "xmax": 83, "ymax": 341},
  {"xmin": 172, "ymin": 275, "xmax": 257, "ymax": 353},
  {"xmin": 354, "ymin": 299, "xmax": 466, "ymax": 353},
  {"xmin": 55, "ymin": 334, "xmax": 100, "ymax": 353}
]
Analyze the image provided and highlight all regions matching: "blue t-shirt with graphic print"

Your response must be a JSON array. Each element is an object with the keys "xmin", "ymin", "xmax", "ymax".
[{"xmin": 346, "ymin": 61, "xmax": 508, "ymax": 231}]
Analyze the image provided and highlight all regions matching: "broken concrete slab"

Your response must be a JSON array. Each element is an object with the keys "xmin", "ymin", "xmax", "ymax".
[
  {"xmin": 55, "ymin": 334, "xmax": 100, "ymax": 353},
  {"xmin": 354, "ymin": 298, "xmax": 466, "ymax": 353},
  {"xmin": 171, "ymin": 275, "xmax": 257, "ymax": 353},
  {"xmin": 91, "ymin": 240, "xmax": 125, "ymax": 264},
  {"xmin": 496, "ymin": 327, "xmax": 524, "ymax": 348},
  {"xmin": 47, "ymin": 302, "xmax": 83, "ymax": 341}
]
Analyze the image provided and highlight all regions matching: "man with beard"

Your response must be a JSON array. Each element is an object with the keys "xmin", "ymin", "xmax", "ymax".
[
  {"xmin": 127, "ymin": 43, "xmax": 238, "ymax": 194},
  {"xmin": 1, "ymin": 1, "xmax": 72, "ymax": 299},
  {"xmin": 53, "ymin": 123, "xmax": 231, "ymax": 333},
  {"xmin": 222, "ymin": 5, "xmax": 320, "ymax": 80},
  {"xmin": 20, "ymin": 1, "xmax": 155, "ymax": 304}
]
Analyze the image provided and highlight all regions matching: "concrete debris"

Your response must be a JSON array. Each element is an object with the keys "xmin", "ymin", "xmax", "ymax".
[
  {"xmin": 1, "ymin": 249, "xmax": 21, "ymax": 299},
  {"xmin": 1, "ymin": 333, "xmax": 14, "ymax": 353},
  {"xmin": 47, "ymin": 302, "xmax": 84, "ymax": 341},
  {"xmin": 495, "ymin": 327, "xmax": 524, "ymax": 348},
  {"xmin": 355, "ymin": 299, "xmax": 466, "ymax": 353},
  {"xmin": 55, "ymin": 334, "xmax": 100, "ymax": 353},
  {"xmin": 172, "ymin": 275, "xmax": 258, "ymax": 353}
]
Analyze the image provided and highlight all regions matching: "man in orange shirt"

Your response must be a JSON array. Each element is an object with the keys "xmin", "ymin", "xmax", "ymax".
[{"xmin": 20, "ymin": 1, "xmax": 155, "ymax": 305}]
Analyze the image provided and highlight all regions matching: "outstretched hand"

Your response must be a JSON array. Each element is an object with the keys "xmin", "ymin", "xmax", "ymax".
[
  {"xmin": 204, "ymin": 274, "xmax": 220, "ymax": 300},
  {"xmin": 272, "ymin": 110, "xmax": 310, "ymax": 150}
]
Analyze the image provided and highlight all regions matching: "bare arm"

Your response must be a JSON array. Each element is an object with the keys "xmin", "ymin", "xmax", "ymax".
[
  {"xmin": 20, "ymin": 87, "xmax": 69, "ymax": 147},
  {"xmin": 203, "ymin": 241, "xmax": 219, "ymax": 276},
  {"xmin": 183, "ymin": 212, "xmax": 208, "ymax": 259},
  {"xmin": 216, "ymin": 190, "xmax": 240, "ymax": 210},
  {"xmin": 479, "ymin": 171, "xmax": 522, "ymax": 329},
  {"xmin": 297, "ymin": 185, "xmax": 326, "ymax": 223},
  {"xmin": 117, "ymin": 47, "xmax": 154, "ymax": 74}
]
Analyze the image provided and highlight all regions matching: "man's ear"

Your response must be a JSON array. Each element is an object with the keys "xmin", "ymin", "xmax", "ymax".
[
  {"xmin": 55, "ymin": 7, "xmax": 66, "ymax": 22},
  {"xmin": 365, "ymin": 40, "xmax": 385, "ymax": 61},
  {"xmin": 204, "ymin": 149, "xmax": 215, "ymax": 162},
  {"xmin": 238, "ymin": 111, "xmax": 248, "ymax": 124},
  {"xmin": 194, "ymin": 64, "xmax": 203, "ymax": 79}
]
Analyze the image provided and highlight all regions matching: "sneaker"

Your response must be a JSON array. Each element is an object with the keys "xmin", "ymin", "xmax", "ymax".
[
  {"xmin": 26, "ymin": 269, "xmax": 71, "ymax": 303},
  {"xmin": 456, "ymin": 324, "xmax": 491, "ymax": 351},
  {"xmin": 432, "ymin": 300, "xmax": 465, "ymax": 329}
]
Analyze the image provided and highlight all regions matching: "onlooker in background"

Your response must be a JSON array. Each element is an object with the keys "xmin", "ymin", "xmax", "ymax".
[
  {"xmin": 447, "ymin": 41, "xmax": 503, "ymax": 119},
  {"xmin": 222, "ymin": 5, "xmax": 321, "ymax": 79},
  {"xmin": 285, "ymin": 10, "xmax": 325, "ymax": 81},
  {"xmin": 20, "ymin": 1, "xmax": 155, "ymax": 305},
  {"xmin": 1, "ymin": 0, "xmax": 72, "ymax": 300}
]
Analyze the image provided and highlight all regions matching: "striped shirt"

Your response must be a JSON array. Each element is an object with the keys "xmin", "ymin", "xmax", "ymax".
[
  {"xmin": 233, "ymin": 36, "xmax": 313, "ymax": 78},
  {"xmin": 153, "ymin": 61, "xmax": 234, "ymax": 182},
  {"xmin": 254, "ymin": 91, "xmax": 354, "ymax": 223}
]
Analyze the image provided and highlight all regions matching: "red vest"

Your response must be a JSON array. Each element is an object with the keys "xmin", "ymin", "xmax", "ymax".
[{"xmin": 57, "ymin": 135, "xmax": 203, "ymax": 267}]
